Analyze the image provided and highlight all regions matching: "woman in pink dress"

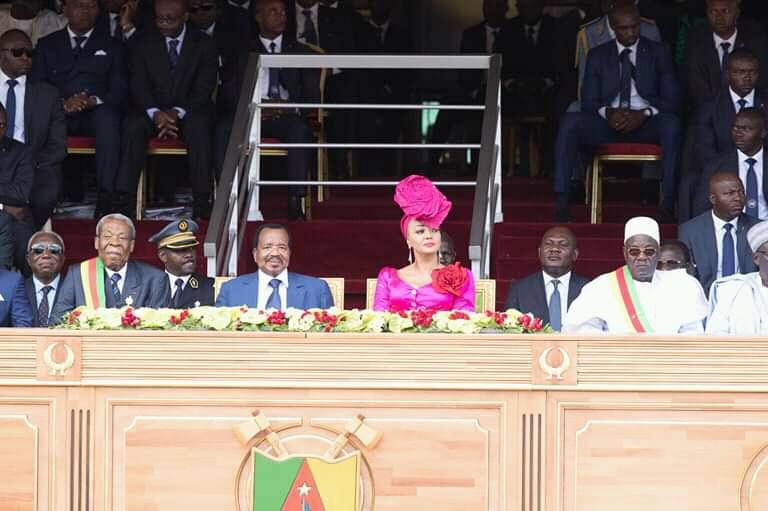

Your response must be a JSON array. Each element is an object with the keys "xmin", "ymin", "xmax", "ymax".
[{"xmin": 373, "ymin": 175, "xmax": 476, "ymax": 312}]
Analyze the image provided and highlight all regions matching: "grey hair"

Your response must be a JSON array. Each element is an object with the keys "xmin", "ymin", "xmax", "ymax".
[
  {"xmin": 26, "ymin": 230, "xmax": 66, "ymax": 252},
  {"xmin": 95, "ymin": 213, "xmax": 136, "ymax": 239}
]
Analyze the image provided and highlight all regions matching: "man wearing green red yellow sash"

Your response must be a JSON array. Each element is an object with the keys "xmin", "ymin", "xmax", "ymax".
[{"xmin": 563, "ymin": 216, "xmax": 708, "ymax": 334}]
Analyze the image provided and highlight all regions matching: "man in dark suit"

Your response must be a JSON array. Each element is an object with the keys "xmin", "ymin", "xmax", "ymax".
[
  {"xmin": 683, "ymin": 0, "xmax": 768, "ymax": 111},
  {"xmin": 51, "ymin": 213, "xmax": 171, "ymax": 322},
  {"xmin": 0, "ymin": 103, "xmax": 32, "ymax": 270},
  {"xmin": 188, "ymin": 0, "xmax": 249, "ymax": 65},
  {"xmin": 0, "ymin": 267, "xmax": 33, "ymax": 327},
  {"xmin": 32, "ymin": 0, "xmax": 127, "ymax": 219},
  {"xmin": 95, "ymin": 0, "xmax": 154, "ymax": 40},
  {"xmin": 680, "ymin": 48, "xmax": 766, "ymax": 220},
  {"xmin": 504, "ymin": 226, "xmax": 589, "ymax": 331},
  {"xmin": 219, "ymin": 0, "xmax": 320, "ymax": 220},
  {"xmin": 216, "ymin": 223, "xmax": 333, "ymax": 308},
  {"xmin": 694, "ymin": 108, "xmax": 768, "ymax": 218},
  {"xmin": 25, "ymin": 230, "xmax": 65, "ymax": 327},
  {"xmin": 458, "ymin": 0, "xmax": 507, "ymax": 102},
  {"xmin": 115, "ymin": 0, "xmax": 218, "ymax": 220},
  {"xmin": 149, "ymin": 218, "xmax": 214, "ymax": 307},
  {"xmin": 552, "ymin": 2, "xmax": 681, "ymax": 222},
  {"xmin": 680, "ymin": 171, "xmax": 758, "ymax": 295}
]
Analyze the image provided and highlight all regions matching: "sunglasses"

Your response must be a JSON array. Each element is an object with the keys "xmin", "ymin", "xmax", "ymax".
[
  {"xmin": 627, "ymin": 248, "xmax": 657, "ymax": 258},
  {"xmin": 1, "ymin": 47, "xmax": 35, "ymax": 58},
  {"xmin": 189, "ymin": 3, "xmax": 215, "ymax": 12},
  {"xmin": 29, "ymin": 243, "xmax": 63, "ymax": 256},
  {"xmin": 657, "ymin": 259, "xmax": 684, "ymax": 268}
]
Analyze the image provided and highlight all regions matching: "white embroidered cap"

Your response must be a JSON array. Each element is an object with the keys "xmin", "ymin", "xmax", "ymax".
[
  {"xmin": 747, "ymin": 221, "xmax": 768, "ymax": 252},
  {"xmin": 624, "ymin": 216, "xmax": 660, "ymax": 244}
]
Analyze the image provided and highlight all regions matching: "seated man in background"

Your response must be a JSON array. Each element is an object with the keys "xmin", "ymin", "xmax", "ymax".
[
  {"xmin": 0, "ymin": 0, "xmax": 66, "ymax": 45},
  {"xmin": 564, "ymin": 216, "xmax": 708, "ymax": 333},
  {"xmin": 115, "ymin": 0, "xmax": 218, "ymax": 220},
  {"xmin": 149, "ymin": 218, "xmax": 214, "ymax": 308},
  {"xmin": 219, "ymin": 0, "xmax": 319, "ymax": 220},
  {"xmin": 707, "ymin": 221, "xmax": 768, "ymax": 334},
  {"xmin": 657, "ymin": 240, "xmax": 695, "ymax": 276},
  {"xmin": 216, "ymin": 223, "xmax": 334, "ymax": 309},
  {"xmin": 505, "ymin": 226, "xmax": 589, "ymax": 331},
  {"xmin": 552, "ymin": 2, "xmax": 681, "ymax": 222},
  {"xmin": 0, "ymin": 265, "xmax": 33, "ymax": 327},
  {"xmin": 32, "ymin": 0, "xmax": 127, "ymax": 219},
  {"xmin": 25, "ymin": 230, "xmax": 65, "ymax": 327},
  {"xmin": 680, "ymin": 172, "xmax": 758, "ymax": 295},
  {"xmin": 95, "ymin": 0, "xmax": 153, "ymax": 40},
  {"xmin": 52, "ymin": 213, "xmax": 170, "ymax": 322},
  {"xmin": 694, "ymin": 108, "xmax": 768, "ymax": 218}
]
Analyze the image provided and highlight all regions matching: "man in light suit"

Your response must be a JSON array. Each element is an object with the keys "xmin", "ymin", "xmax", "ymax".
[
  {"xmin": 504, "ymin": 226, "xmax": 589, "ymax": 331},
  {"xmin": 25, "ymin": 230, "xmax": 65, "ymax": 327},
  {"xmin": 680, "ymin": 172, "xmax": 759, "ymax": 295},
  {"xmin": 553, "ymin": 2, "xmax": 681, "ymax": 222},
  {"xmin": 51, "ymin": 213, "xmax": 170, "ymax": 322},
  {"xmin": 216, "ymin": 223, "xmax": 333, "ymax": 309},
  {"xmin": 0, "ymin": 267, "xmax": 33, "ymax": 327}
]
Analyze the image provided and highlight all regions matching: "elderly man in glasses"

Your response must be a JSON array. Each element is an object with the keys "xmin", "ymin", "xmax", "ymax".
[
  {"xmin": 563, "ymin": 216, "xmax": 708, "ymax": 334},
  {"xmin": 51, "ymin": 213, "xmax": 170, "ymax": 322},
  {"xmin": 707, "ymin": 221, "xmax": 768, "ymax": 334},
  {"xmin": 24, "ymin": 231, "xmax": 65, "ymax": 327}
]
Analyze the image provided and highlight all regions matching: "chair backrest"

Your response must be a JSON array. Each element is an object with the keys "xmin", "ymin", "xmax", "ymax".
[
  {"xmin": 213, "ymin": 276, "xmax": 344, "ymax": 309},
  {"xmin": 365, "ymin": 277, "xmax": 497, "ymax": 312}
]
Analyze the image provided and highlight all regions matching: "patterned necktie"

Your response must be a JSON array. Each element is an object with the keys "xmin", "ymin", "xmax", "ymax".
[
  {"xmin": 73, "ymin": 35, "xmax": 86, "ymax": 58},
  {"xmin": 722, "ymin": 223, "xmax": 736, "ymax": 277},
  {"xmin": 721, "ymin": 41, "xmax": 732, "ymax": 71},
  {"xmin": 168, "ymin": 39, "xmax": 180, "ymax": 68},
  {"xmin": 548, "ymin": 279, "xmax": 562, "ymax": 332},
  {"xmin": 110, "ymin": 273, "xmax": 122, "ymax": 304},
  {"xmin": 266, "ymin": 278, "xmax": 282, "ymax": 310},
  {"xmin": 5, "ymin": 79, "xmax": 17, "ymax": 141},
  {"xmin": 526, "ymin": 25, "xmax": 535, "ymax": 46},
  {"xmin": 268, "ymin": 42, "xmax": 281, "ymax": 99},
  {"xmin": 172, "ymin": 278, "xmax": 184, "ymax": 308},
  {"xmin": 38, "ymin": 285, "xmax": 53, "ymax": 327},
  {"xmin": 619, "ymin": 48, "xmax": 633, "ymax": 109},
  {"xmin": 738, "ymin": 98, "xmax": 748, "ymax": 112},
  {"xmin": 745, "ymin": 157, "xmax": 759, "ymax": 218},
  {"xmin": 302, "ymin": 9, "xmax": 318, "ymax": 45}
]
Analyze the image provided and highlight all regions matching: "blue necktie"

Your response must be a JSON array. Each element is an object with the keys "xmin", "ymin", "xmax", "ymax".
[
  {"xmin": 548, "ymin": 279, "xmax": 562, "ymax": 331},
  {"xmin": 302, "ymin": 9, "xmax": 318, "ymax": 45},
  {"xmin": 722, "ymin": 223, "xmax": 736, "ymax": 277},
  {"xmin": 268, "ymin": 42, "xmax": 281, "ymax": 99},
  {"xmin": 168, "ymin": 39, "xmax": 180, "ymax": 68},
  {"xmin": 5, "ymin": 79, "xmax": 17, "ymax": 141},
  {"xmin": 172, "ymin": 278, "xmax": 184, "ymax": 308},
  {"xmin": 746, "ymin": 157, "xmax": 759, "ymax": 218},
  {"xmin": 619, "ymin": 48, "xmax": 632, "ymax": 109},
  {"xmin": 721, "ymin": 41, "xmax": 731, "ymax": 71},
  {"xmin": 266, "ymin": 278, "xmax": 282, "ymax": 310},
  {"xmin": 738, "ymin": 98, "xmax": 748, "ymax": 112},
  {"xmin": 110, "ymin": 273, "xmax": 122, "ymax": 304},
  {"xmin": 38, "ymin": 285, "xmax": 52, "ymax": 327}
]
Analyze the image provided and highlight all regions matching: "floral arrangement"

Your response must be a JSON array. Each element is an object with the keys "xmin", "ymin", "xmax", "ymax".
[{"xmin": 58, "ymin": 306, "xmax": 550, "ymax": 334}]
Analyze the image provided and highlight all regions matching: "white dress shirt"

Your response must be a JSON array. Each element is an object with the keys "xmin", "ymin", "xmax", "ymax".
[
  {"xmin": 0, "ymin": 68, "xmax": 25, "ymax": 143},
  {"xmin": 146, "ymin": 25, "xmax": 187, "ymax": 120},
  {"xmin": 523, "ymin": 19, "xmax": 541, "ymax": 46},
  {"xmin": 599, "ymin": 39, "xmax": 657, "ymax": 118},
  {"xmin": 258, "ymin": 34, "xmax": 290, "ymax": 100},
  {"xmin": 713, "ymin": 29, "xmax": 738, "ymax": 67},
  {"xmin": 737, "ymin": 148, "xmax": 768, "ymax": 219},
  {"xmin": 33, "ymin": 275, "xmax": 60, "ymax": 317},
  {"xmin": 730, "ymin": 87, "xmax": 755, "ymax": 111},
  {"xmin": 166, "ymin": 271, "xmax": 191, "ymax": 297},
  {"xmin": 105, "ymin": 264, "xmax": 128, "ymax": 294},
  {"xmin": 369, "ymin": 19, "xmax": 389, "ymax": 44},
  {"xmin": 295, "ymin": 1, "xmax": 318, "ymax": 44},
  {"xmin": 711, "ymin": 211, "xmax": 740, "ymax": 279},
  {"xmin": 485, "ymin": 23, "xmax": 499, "ymax": 53},
  {"xmin": 67, "ymin": 26, "xmax": 94, "ymax": 48},
  {"xmin": 542, "ymin": 270, "xmax": 571, "ymax": 323},
  {"xmin": 257, "ymin": 269, "xmax": 289, "ymax": 310}
]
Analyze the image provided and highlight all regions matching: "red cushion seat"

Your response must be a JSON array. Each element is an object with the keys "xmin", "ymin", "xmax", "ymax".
[
  {"xmin": 594, "ymin": 143, "xmax": 662, "ymax": 157},
  {"xmin": 66, "ymin": 136, "xmax": 96, "ymax": 150}
]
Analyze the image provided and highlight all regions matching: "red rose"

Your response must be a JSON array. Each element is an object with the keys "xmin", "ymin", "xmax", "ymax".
[{"xmin": 431, "ymin": 263, "xmax": 468, "ymax": 297}]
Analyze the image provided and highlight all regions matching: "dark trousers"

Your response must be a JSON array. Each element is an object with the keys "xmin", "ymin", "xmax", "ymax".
[
  {"xmin": 553, "ymin": 111, "xmax": 682, "ymax": 201},
  {"xmin": 30, "ymin": 164, "xmax": 61, "ymax": 229},
  {"xmin": 117, "ymin": 109, "xmax": 214, "ymax": 206},
  {"xmin": 66, "ymin": 105, "xmax": 121, "ymax": 193},
  {"xmin": 263, "ymin": 114, "xmax": 313, "ymax": 196}
]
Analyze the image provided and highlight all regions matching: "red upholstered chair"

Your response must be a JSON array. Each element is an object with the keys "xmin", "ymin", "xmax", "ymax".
[{"xmin": 587, "ymin": 143, "xmax": 663, "ymax": 224}]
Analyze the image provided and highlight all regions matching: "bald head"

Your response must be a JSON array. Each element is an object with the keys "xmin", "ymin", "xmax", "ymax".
[
  {"xmin": 608, "ymin": 1, "xmax": 640, "ymax": 47},
  {"xmin": 538, "ymin": 226, "xmax": 579, "ymax": 278},
  {"xmin": 709, "ymin": 171, "xmax": 746, "ymax": 221}
]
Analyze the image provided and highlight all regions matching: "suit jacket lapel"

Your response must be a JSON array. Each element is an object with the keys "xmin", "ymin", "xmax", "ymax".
[
  {"xmin": 122, "ymin": 262, "xmax": 142, "ymax": 305},
  {"xmin": 287, "ymin": 274, "xmax": 306, "ymax": 309},
  {"xmin": 25, "ymin": 279, "xmax": 36, "ymax": 317},
  {"xmin": 736, "ymin": 215, "xmax": 753, "ymax": 270},
  {"xmin": 533, "ymin": 275, "xmax": 549, "ymax": 322},
  {"xmin": 174, "ymin": 27, "xmax": 195, "ymax": 81},
  {"xmin": 702, "ymin": 213, "xmax": 718, "ymax": 280},
  {"xmin": 761, "ymin": 156, "xmax": 768, "ymax": 205},
  {"xmin": 607, "ymin": 44, "xmax": 621, "ymax": 96},
  {"xmin": 23, "ymin": 83, "xmax": 35, "ymax": 143},
  {"xmin": 566, "ymin": 277, "xmax": 581, "ymax": 307}
]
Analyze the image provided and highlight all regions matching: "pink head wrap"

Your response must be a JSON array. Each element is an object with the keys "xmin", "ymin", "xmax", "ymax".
[{"xmin": 394, "ymin": 175, "xmax": 452, "ymax": 238}]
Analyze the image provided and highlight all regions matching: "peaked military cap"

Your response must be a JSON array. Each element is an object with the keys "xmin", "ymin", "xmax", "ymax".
[{"xmin": 149, "ymin": 218, "xmax": 200, "ymax": 249}]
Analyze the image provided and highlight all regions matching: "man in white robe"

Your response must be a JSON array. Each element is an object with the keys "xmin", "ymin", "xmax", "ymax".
[
  {"xmin": 563, "ymin": 216, "xmax": 708, "ymax": 334},
  {"xmin": 707, "ymin": 221, "xmax": 768, "ymax": 335}
]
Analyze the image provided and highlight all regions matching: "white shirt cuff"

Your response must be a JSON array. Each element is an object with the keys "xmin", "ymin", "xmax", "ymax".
[{"xmin": 173, "ymin": 107, "xmax": 187, "ymax": 119}]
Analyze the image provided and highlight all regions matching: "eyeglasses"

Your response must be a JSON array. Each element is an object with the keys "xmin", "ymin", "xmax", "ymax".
[
  {"xmin": 627, "ymin": 248, "xmax": 658, "ymax": 258},
  {"xmin": 29, "ymin": 243, "xmax": 63, "ymax": 256},
  {"xmin": 1, "ymin": 47, "xmax": 34, "ymax": 58},
  {"xmin": 189, "ymin": 3, "xmax": 215, "ymax": 12},
  {"xmin": 657, "ymin": 259, "xmax": 684, "ymax": 269}
]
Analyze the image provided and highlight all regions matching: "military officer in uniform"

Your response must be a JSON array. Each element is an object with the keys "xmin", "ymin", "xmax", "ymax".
[{"xmin": 149, "ymin": 218, "xmax": 215, "ymax": 308}]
